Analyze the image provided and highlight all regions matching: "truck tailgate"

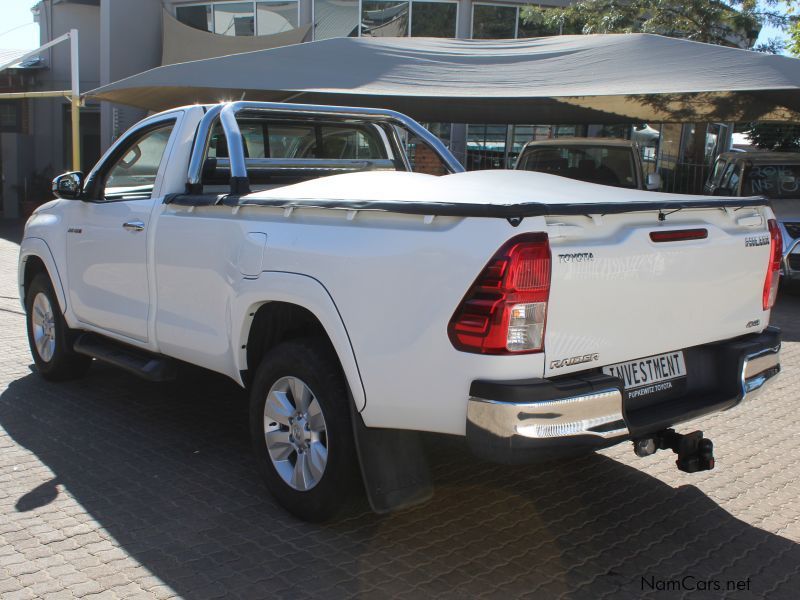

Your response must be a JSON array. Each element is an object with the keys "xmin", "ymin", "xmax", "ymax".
[{"xmin": 544, "ymin": 207, "xmax": 773, "ymax": 378}]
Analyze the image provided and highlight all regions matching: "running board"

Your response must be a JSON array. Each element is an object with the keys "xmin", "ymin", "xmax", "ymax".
[{"xmin": 73, "ymin": 333, "xmax": 177, "ymax": 382}]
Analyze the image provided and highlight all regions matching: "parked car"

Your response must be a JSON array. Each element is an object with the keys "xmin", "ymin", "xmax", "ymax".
[
  {"xmin": 19, "ymin": 102, "xmax": 782, "ymax": 521},
  {"xmin": 705, "ymin": 151, "xmax": 800, "ymax": 284},
  {"xmin": 516, "ymin": 138, "xmax": 662, "ymax": 191}
]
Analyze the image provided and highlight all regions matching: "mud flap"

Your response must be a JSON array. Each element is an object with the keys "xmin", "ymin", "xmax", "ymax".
[{"xmin": 350, "ymin": 407, "xmax": 433, "ymax": 514}]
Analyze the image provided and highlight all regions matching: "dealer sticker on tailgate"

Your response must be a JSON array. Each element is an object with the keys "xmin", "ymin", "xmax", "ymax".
[{"xmin": 603, "ymin": 351, "xmax": 687, "ymax": 399}]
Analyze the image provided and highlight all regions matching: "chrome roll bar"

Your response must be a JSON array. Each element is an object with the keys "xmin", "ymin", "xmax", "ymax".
[
  {"xmin": 186, "ymin": 101, "xmax": 465, "ymax": 195},
  {"xmin": 186, "ymin": 104, "xmax": 223, "ymax": 194}
]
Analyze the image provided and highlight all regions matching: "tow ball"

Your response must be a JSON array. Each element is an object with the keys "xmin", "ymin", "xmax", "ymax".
[{"xmin": 632, "ymin": 429, "xmax": 715, "ymax": 473}]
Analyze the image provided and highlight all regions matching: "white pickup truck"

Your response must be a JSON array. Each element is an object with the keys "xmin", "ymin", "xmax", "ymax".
[{"xmin": 19, "ymin": 102, "xmax": 782, "ymax": 521}]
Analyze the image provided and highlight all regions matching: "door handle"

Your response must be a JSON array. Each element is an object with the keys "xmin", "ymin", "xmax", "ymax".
[{"xmin": 122, "ymin": 220, "xmax": 145, "ymax": 232}]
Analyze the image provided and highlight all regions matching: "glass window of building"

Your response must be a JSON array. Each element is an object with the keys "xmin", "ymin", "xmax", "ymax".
[
  {"xmin": 256, "ymin": 1, "xmax": 298, "ymax": 34},
  {"xmin": 214, "ymin": 2, "xmax": 255, "ymax": 36},
  {"xmin": 361, "ymin": 0, "xmax": 410, "ymax": 37},
  {"xmin": 0, "ymin": 102, "xmax": 22, "ymax": 133},
  {"xmin": 466, "ymin": 124, "xmax": 510, "ymax": 169},
  {"xmin": 472, "ymin": 4, "xmax": 517, "ymax": 39},
  {"xmin": 176, "ymin": 4, "xmax": 213, "ymax": 32},
  {"xmin": 410, "ymin": 1, "xmax": 457, "ymax": 38},
  {"xmin": 361, "ymin": 0, "xmax": 457, "ymax": 37},
  {"xmin": 517, "ymin": 12, "xmax": 562, "ymax": 38},
  {"xmin": 176, "ymin": 2, "xmax": 300, "ymax": 36},
  {"xmin": 314, "ymin": 0, "xmax": 359, "ymax": 39}
]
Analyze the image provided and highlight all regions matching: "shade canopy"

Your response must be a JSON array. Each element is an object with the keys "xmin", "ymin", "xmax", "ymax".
[
  {"xmin": 161, "ymin": 9, "xmax": 310, "ymax": 66},
  {"xmin": 88, "ymin": 34, "xmax": 800, "ymax": 124}
]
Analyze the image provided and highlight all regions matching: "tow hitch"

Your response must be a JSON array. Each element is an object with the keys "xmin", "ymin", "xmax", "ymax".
[{"xmin": 633, "ymin": 429, "xmax": 715, "ymax": 473}]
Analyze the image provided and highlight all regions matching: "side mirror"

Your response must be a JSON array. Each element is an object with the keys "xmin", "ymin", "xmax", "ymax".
[
  {"xmin": 52, "ymin": 171, "xmax": 84, "ymax": 200},
  {"xmin": 646, "ymin": 172, "xmax": 662, "ymax": 191},
  {"xmin": 712, "ymin": 187, "xmax": 733, "ymax": 197}
]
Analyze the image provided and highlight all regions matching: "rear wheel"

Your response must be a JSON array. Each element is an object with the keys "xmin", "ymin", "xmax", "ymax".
[
  {"xmin": 25, "ymin": 273, "xmax": 91, "ymax": 381},
  {"xmin": 249, "ymin": 338, "xmax": 360, "ymax": 521}
]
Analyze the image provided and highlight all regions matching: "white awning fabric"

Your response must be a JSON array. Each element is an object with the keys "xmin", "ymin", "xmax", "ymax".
[
  {"xmin": 161, "ymin": 9, "xmax": 310, "ymax": 66},
  {"xmin": 89, "ymin": 34, "xmax": 800, "ymax": 123}
]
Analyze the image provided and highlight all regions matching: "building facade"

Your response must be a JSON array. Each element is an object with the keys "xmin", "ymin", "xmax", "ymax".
[{"xmin": 0, "ymin": 0, "xmax": 741, "ymax": 217}]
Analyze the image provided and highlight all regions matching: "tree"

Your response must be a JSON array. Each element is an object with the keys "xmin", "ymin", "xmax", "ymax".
[
  {"xmin": 741, "ymin": 123, "xmax": 800, "ymax": 150},
  {"xmin": 520, "ymin": 1, "xmax": 800, "ymax": 152},
  {"xmin": 520, "ymin": 1, "xmax": 792, "ymax": 50}
]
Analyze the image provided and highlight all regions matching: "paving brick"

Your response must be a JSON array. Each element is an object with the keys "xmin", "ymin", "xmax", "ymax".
[
  {"xmin": 0, "ymin": 576, "xmax": 24, "ymax": 594},
  {"xmin": 0, "ymin": 220, "xmax": 798, "ymax": 599}
]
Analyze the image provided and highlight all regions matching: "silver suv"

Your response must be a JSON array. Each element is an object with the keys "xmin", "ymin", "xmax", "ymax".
[{"xmin": 705, "ymin": 151, "xmax": 800, "ymax": 284}]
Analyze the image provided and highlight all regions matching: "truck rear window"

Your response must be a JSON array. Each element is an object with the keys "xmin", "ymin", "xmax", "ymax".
[
  {"xmin": 518, "ymin": 145, "xmax": 637, "ymax": 189},
  {"xmin": 208, "ymin": 120, "xmax": 388, "ymax": 160},
  {"xmin": 743, "ymin": 164, "xmax": 800, "ymax": 198}
]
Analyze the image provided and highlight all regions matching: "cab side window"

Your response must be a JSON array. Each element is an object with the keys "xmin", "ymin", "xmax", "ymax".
[
  {"xmin": 103, "ymin": 123, "xmax": 175, "ymax": 200},
  {"xmin": 719, "ymin": 162, "xmax": 736, "ymax": 190},
  {"xmin": 710, "ymin": 158, "xmax": 727, "ymax": 186},
  {"xmin": 727, "ymin": 164, "xmax": 742, "ymax": 194}
]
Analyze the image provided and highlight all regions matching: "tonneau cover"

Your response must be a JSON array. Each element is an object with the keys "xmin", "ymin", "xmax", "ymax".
[{"xmin": 167, "ymin": 170, "xmax": 768, "ymax": 218}]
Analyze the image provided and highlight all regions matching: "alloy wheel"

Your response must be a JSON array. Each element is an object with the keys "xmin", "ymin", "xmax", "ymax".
[
  {"xmin": 263, "ymin": 376, "xmax": 328, "ymax": 491},
  {"xmin": 31, "ymin": 292, "xmax": 56, "ymax": 363}
]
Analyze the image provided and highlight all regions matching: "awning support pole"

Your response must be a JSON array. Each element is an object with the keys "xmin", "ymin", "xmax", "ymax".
[
  {"xmin": 0, "ymin": 29, "xmax": 81, "ymax": 171},
  {"xmin": 69, "ymin": 28, "xmax": 81, "ymax": 172}
]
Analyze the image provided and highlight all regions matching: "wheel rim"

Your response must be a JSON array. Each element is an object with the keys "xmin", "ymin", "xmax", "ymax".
[
  {"xmin": 263, "ymin": 376, "xmax": 328, "ymax": 492},
  {"xmin": 31, "ymin": 292, "xmax": 56, "ymax": 363}
]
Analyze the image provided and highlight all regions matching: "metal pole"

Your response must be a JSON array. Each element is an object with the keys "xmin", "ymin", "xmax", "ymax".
[
  {"xmin": 0, "ymin": 31, "xmax": 72, "ymax": 72},
  {"xmin": 69, "ymin": 29, "xmax": 80, "ymax": 172},
  {"xmin": 0, "ymin": 91, "xmax": 71, "ymax": 100}
]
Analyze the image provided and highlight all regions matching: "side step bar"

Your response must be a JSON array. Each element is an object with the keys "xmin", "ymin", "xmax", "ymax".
[{"xmin": 74, "ymin": 333, "xmax": 177, "ymax": 382}]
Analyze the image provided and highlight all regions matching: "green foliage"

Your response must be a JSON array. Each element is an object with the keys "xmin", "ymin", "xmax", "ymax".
[
  {"xmin": 520, "ymin": 1, "xmax": 791, "ymax": 49},
  {"xmin": 745, "ymin": 123, "xmax": 800, "ymax": 150},
  {"xmin": 520, "ymin": 1, "xmax": 800, "ymax": 152}
]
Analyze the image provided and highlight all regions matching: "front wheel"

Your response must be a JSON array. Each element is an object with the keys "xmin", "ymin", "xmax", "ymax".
[
  {"xmin": 249, "ymin": 338, "xmax": 360, "ymax": 521},
  {"xmin": 25, "ymin": 273, "xmax": 91, "ymax": 381}
]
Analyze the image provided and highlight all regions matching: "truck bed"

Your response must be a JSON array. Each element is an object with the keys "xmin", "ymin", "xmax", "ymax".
[{"xmin": 168, "ymin": 170, "xmax": 768, "ymax": 217}]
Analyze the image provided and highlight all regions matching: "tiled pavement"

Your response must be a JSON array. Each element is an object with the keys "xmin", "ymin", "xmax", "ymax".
[{"xmin": 0, "ymin": 220, "xmax": 798, "ymax": 599}]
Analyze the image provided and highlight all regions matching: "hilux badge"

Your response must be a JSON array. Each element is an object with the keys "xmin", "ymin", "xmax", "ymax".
[{"xmin": 745, "ymin": 235, "xmax": 769, "ymax": 247}]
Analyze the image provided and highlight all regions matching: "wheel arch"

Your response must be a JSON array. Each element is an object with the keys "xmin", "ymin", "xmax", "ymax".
[
  {"xmin": 18, "ymin": 238, "xmax": 67, "ymax": 314},
  {"xmin": 233, "ymin": 272, "xmax": 367, "ymax": 412}
]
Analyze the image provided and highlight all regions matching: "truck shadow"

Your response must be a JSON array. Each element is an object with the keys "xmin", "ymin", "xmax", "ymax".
[
  {"xmin": 1, "ymin": 365, "xmax": 797, "ymax": 599},
  {"xmin": 773, "ymin": 288, "xmax": 800, "ymax": 342},
  {"xmin": 0, "ymin": 219, "xmax": 24, "ymax": 245}
]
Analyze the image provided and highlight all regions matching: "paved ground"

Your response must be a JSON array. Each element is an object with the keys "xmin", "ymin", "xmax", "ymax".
[{"xmin": 0, "ymin": 220, "xmax": 798, "ymax": 600}]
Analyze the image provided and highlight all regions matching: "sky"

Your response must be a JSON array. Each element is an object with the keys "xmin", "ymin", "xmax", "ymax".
[
  {"xmin": 0, "ymin": 1, "xmax": 39, "ymax": 50},
  {"xmin": 0, "ymin": 0, "xmax": 792, "ymax": 53}
]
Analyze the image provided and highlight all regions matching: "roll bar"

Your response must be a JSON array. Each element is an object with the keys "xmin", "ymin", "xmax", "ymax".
[{"xmin": 186, "ymin": 101, "xmax": 465, "ymax": 195}]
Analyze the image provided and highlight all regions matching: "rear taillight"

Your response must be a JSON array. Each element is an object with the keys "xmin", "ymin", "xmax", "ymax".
[
  {"xmin": 649, "ymin": 228, "xmax": 708, "ymax": 242},
  {"xmin": 448, "ymin": 234, "xmax": 551, "ymax": 354},
  {"xmin": 763, "ymin": 219, "xmax": 783, "ymax": 310}
]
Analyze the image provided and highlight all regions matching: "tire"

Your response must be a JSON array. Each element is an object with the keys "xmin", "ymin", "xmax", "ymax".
[
  {"xmin": 25, "ymin": 273, "xmax": 92, "ymax": 381},
  {"xmin": 249, "ymin": 337, "xmax": 360, "ymax": 521}
]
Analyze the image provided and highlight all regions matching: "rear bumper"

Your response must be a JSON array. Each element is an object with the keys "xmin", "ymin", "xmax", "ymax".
[{"xmin": 466, "ymin": 327, "xmax": 781, "ymax": 463}]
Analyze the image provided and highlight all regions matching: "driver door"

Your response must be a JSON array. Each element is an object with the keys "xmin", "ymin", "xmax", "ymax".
[{"xmin": 66, "ymin": 115, "xmax": 178, "ymax": 343}]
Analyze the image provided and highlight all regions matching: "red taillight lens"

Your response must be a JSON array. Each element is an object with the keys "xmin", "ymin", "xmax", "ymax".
[
  {"xmin": 763, "ymin": 219, "xmax": 782, "ymax": 310},
  {"xmin": 649, "ymin": 228, "xmax": 708, "ymax": 242},
  {"xmin": 448, "ymin": 234, "xmax": 551, "ymax": 354}
]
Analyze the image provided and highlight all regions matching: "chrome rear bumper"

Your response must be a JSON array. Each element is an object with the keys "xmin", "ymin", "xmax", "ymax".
[
  {"xmin": 466, "ymin": 328, "xmax": 781, "ymax": 464},
  {"xmin": 468, "ymin": 388, "xmax": 628, "ymax": 442},
  {"xmin": 742, "ymin": 343, "xmax": 780, "ymax": 396}
]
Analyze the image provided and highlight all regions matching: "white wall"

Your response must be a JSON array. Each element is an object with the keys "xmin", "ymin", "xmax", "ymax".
[
  {"xmin": 100, "ymin": 0, "xmax": 164, "ymax": 148},
  {"xmin": 31, "ymin": 1, "xmax": 101, "ymax": 180}
]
